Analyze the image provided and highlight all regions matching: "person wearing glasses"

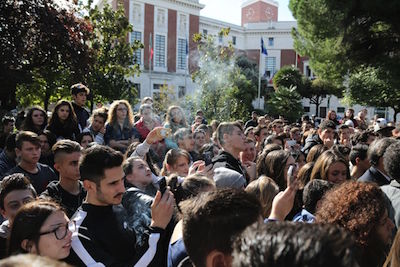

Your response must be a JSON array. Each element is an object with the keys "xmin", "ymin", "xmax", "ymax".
[{"xmin": 8, "ymin": 200, "xmax": 74, "ymax": 260}]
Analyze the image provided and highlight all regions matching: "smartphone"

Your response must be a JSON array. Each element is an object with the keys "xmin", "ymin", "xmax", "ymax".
[
  {"xmin": 287, "ymin": 165, "xmax": 295, "ymax": 187},
  {"xmin": 287, "ymin": 140, "xmax": 297, "ymax": 147},
  {"xmin": 203, "ymin": 151, "xmax": 213, "ymax": 166},
  {"xmin": 158, "ymin": 177, "xmax": 167, "ymax": 195}
]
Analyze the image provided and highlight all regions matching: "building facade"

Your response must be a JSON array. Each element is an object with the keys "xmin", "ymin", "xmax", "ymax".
[{"xmin": 98, "ymin": 0, "xmax": 399, "ymax": 121}]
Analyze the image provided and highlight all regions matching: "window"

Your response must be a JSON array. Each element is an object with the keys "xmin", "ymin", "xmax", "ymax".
[
  {"xmin": 337, "ymin": 107, "xmax": 345, "ymax": 113},
  {"xmin": 218, "ymin": 35, "xmax": 223, "ymax": 44},
  {"xmin": 304, "ymin": 106, "xmax": 310, "ymax": 112},
  {"xmin": 232, "ymin": 36, "xmax": 236, "ymax": 45},
  {"xmin": 265, "ymin": 57, "xmax": 276, "ymax": 78},
  {"xmin": 130, "ymin": 31, "xmax": 142, "ymax": 65},
  {"xmin": 268, "ymin": 37, "xmax": 274, "ymax": 46},
  {"xmin": 155, "ymin": 35, "xmax": 166, "ymax": 68},
  {"xmin": 152, "ymin": 84, "xmax": 162, "ymax": 102},
  {"xmin": 177, "ymin": 38, "xmax": 187, "ymax": 70},
  {"xmin": 178, "ymin": 86, "xmax": 186, "ymax": 98},
  {"xmin": 306, "ymin": 65, "xmax": 312, "ymax": 78},
  {"xmin": 203, "ymin": 29, "xmax": 208, "ymax": 35},
  {"xmin": 134, "ymin": 83, "xmax": 141, "ymax": 99}
]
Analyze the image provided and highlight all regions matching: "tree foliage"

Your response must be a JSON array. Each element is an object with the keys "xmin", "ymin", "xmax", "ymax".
[
  {"xmin": 272, "ymin": 66, "xmax": 304, "ymax": 91},
  {"xmin": 193, "ymin": 29, "xmax": 258, "ymax": 121},
  {"xmin": 289, "ymin": 0, "xmax": 400, "ymax": 113},
  {"xmin": 267, "ymin": 86, "xmax": 304, "ymax": 122}
]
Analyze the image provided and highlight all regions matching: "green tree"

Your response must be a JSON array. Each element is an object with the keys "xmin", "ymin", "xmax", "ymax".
[
  {"xmin": 85, "ymin": 1, "xmax": 143, "ymax": 107},
  {"xmin": 272, "ymin": 66, "xmax": 304, "ymax": 91},
  {"xmin": 193, "ymin": 29, "xmax": 257, "ymax": 121},
  {"xmin": 347, "ymin": 66, "xmax": 400, "ymax": 122},
  {"xmin": 267, "ymin": 86, "xmax": 304, "ymax": 122},
  {"xmin": 0, "ymin": 0, "xmax": 93, "ymax": 110}
]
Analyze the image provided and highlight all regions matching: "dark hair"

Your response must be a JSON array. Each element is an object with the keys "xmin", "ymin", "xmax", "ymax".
[
  {"xmin": 253, "ymin": 125, "xmax": 268, "ymax": 137},
  {"xmin": 39, "ymin": 130, "xmax": 57, "ymax": 149},
  {"xmin": 91, "ymin": 107, "xmax": 108, "ymax": 123},
  {"xmin": 79, "ymin": 145, "xmax": 124, "ymax": 185},
  {"xmin": 70, "ymin": 83, "xmax": 90, "ymax": 96},
  {"xmin": 47, "ymin": 100, "xmax": 79, "ymax": 140},
  {"xmin": 232, "ymin": 222, "xmax": 359, "ymax": 267},
  {"xmin": 15, "ymin": 131, "xmax": 40, "ymax": 150},
  {"xmin": 351, "ymin": 129, "xmax": 376, "ymax": 146},
  {"xmin": 310, "ymin": 150, "xmax": 350, "ymax": 182},
  {"xmin": 302, "ymin": 179, "xmax": 333, "ymax": 214},
  {"xmin": 8, "ymin": 200, "xmax": 62, "ymax": 256},
  {"xmin": 52, "ymin": 140, "xmax": 82, "ymax": 163},
  {"xmin": 21, "ymin": 106, "xmax": 48, "ymax": 134},
  {"xmin": 4, "ymin": 133, "xmax": 17, "ymax": 153},
  {"xmin": 368, "ymin": 138, "xmax": 398, "ymax": 166},
  {"xmin": 383, "ymin": 141, "xmax": 400, "ymax": 182},
  {"xmin": 318, "ymin": 120, "xmax": 336, "ymax": 131},
  {"xmin": 76, "ymin": 132, "xmax": 94, "ymax": 145},
  {"xmin": 181, "ymin": 189, "xmax": 261, "ymax": 267},
  {"xmin": 338, "ymin": 124, "xmax": 350, "ymax": 132},
  {"xmin": 306, "ymin": 144, "xmax": 328, "ymax": 162},
  {"xmin": 0, "ymin": 173, "xmax": 37, "ymax": 210},
  {"xmin": 2, "ymin": 116, "xmax": 15, "ymax": 126},
  {"xmin": 349, "ymin": 144, "xmax": 369, "ymax": 165},
  {"xmin": 331, "ymin": 144, "xmax": 351, "ymax": 158},
  {"xmin": 297, "ymin": 161, "xmax": 315, "ymax": 189},
  {"xmin": 260, "ymin": 150, "xmax": 291, "ymax": 191},
  {"xmin": 256, "ymin": 144, "xmax": 282, "ymax": 177}
]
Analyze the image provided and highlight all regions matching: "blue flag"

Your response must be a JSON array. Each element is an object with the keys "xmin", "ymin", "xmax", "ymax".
[{"xmin": 261, "ymin": 38, "xmax": 268, "ymax": 56}]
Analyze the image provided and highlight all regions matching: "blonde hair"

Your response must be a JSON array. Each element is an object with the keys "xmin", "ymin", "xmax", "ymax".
[
  {"xmin": 245, "ymin": 176, "xmax": 279, "ymax": 218},
  {"xmin": 383, "ymin": 229, "xmax": 400, "ymax": 267},
  {"xmin": 107, "ymin": 100, "xmax": 134, "ymax": 129},
  {"xmin": 310, "ymin": 150, "xmax": 350, "ymax": 182}
]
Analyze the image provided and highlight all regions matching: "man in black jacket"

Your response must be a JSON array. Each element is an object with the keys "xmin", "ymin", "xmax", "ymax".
[
  {"xmin": 302, "ymin": 120, "xmax": 336, "ymax": 156},
  {"xmin": 71, "ymin": 83, "xmax": 90, "ymax": 132},
  {"xmin": 66, "ymin": 145, "xmax": 174, "ymax": 267},
  {"xmin": 358, "ymin": 138, "xmax": 397, "ymax": 186}
]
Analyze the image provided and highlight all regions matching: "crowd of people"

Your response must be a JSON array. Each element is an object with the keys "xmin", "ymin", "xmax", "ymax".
[{"xmin": 0, "ymin": 83, "xmax": 400, "ymax": 266}]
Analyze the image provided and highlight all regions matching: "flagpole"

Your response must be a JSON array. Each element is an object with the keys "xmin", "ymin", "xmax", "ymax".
[
  {"xmin": 258, "ymin": 47, "xmax": 262, "ymax": 110},
  {"xmin": 295, "ymin": 51, "xmax": 298, "ymax": 69}
]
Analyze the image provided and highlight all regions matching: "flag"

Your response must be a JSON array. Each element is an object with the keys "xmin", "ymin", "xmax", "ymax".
[
  {"xmin": 261, "ymin": 38, "xmax": 268, "ymax": 56},
  {"xmin": 297, "ymin": 54, "xmax": 301, "ymax": 65},
  {"xmin": 149, "ymin": 33, "xmax": 154, "ymax": 60}
]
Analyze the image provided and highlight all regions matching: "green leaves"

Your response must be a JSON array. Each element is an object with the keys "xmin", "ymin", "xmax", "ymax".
[{"xmin": 267, "ymin": 86, "xmax": 304, "ymax": 122}]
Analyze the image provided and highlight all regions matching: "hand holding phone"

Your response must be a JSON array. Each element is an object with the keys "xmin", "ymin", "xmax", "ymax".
[{"xmin": 158, "ymin": 177, "xmax": 167, "ymax": 195}]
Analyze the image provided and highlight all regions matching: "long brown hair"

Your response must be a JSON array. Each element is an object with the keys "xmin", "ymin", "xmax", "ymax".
[{"xmin": 107, "ymin": 100, "xmax": 134, "ymax": 129}]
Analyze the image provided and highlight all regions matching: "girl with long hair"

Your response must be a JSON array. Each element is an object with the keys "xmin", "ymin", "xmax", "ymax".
[{"xmin": 47, "ymin": 100, "xmax": 80, "ymax": 141}]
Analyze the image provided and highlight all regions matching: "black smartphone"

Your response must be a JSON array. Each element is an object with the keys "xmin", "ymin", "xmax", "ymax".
[
  {"xmin": 158, "ymin": 177, "xmax": 167, "ymax": 195},
  {"xmin": 203, "ymin": 151, "xmax": 213, "ymax": 166}
]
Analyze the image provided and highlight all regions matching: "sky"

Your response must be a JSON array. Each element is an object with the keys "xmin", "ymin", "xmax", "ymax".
[{"xmin": 199, "ymin": 0, "xmax": 295, "ymax": 25}]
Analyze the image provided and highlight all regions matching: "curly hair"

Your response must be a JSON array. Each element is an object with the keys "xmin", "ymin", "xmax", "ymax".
[
  {"xmin": 316, "ymin": 181, "xmax": 386, "ymax": 248},
  {"xmin": 21, "ymin": 105, "xmax": 48, "ymax": 134},
  {"xmin": 107, "ymin": 100, "xmax": 134, "ymax": 129}
]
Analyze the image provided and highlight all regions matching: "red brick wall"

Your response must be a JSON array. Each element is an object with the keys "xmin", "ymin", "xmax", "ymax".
[
  {"xmin": 144, "ymin": 4, "xmax": 154, "ymax": 70},
  {"xmin": 246, "ymin": 50, "xmax": 260, "ymax": 66},
  {"xmin": 189, "ymin": 14, "xmax": 200, "ymax": 73},
  {"xmin": 242, "ymin": 2, "xmax": 278, "ymax": 26},
  {"xmin": 167, "ymin": 10, "xmax": 177, "ymax": 73},
  {"xmin": 280, "ymin": 49, "xmax": 295, "ymax": 67}
]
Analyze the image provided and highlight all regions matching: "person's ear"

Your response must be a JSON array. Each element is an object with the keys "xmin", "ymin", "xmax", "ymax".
[
  {"xmin": 0, "ymin": 208, "xmax": 7, "ymax": 219},
  {"xmin": 166, "ymin": 163, "xmax": 172, "ymax": 172},
  {"xmin": 21, "ymin": 239, "xmax": 37, "ymax": 254},
  {"xmin": 355, "ymin": 157, "xmax": 361, "ymax": 165},
  {"xmin": 83, "ymin": 180, "xmax": 97, "ymax": 193},
  {"xmin": 53, "ymin": 162, "xmax": 61, "ymax": 173},
  {"xmin": 205, "ymin": 250, "xmax": 230, "ymax": 267}
]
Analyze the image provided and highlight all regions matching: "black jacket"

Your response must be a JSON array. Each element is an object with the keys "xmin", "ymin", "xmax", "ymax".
[
  {"xmin": 301, "ymin": 133, "xmax": 323, "ymax": 156},
  {"xmin": 358, "ymin": 166, "xmax": 390, "ymax": 186},
  {"xmin": 212, "ymin": 151, "xmax": 248, "ymax": 182}
]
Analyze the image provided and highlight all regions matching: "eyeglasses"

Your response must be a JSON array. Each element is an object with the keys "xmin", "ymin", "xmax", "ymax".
[
  {"xmin": 117, "ymin": 108, "xmax": 128, "ymax": 111},
  {"xmin": 39, "ymin": 220, "xmax": 76, "ymax": 240}
]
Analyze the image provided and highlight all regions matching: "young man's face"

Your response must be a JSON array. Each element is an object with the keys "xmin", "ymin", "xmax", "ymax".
[
  {"xmin": 318, "ymin": 128, "xmax": 335, "ymax": 143},
  {"xmin": 93, "ymin": 166, "xmax": 126, "ymax": 206},
  {"xmin": 39, "ymin": 134, "xmax": 51, "ymax": 156},
  {"xmin": 225, "ymin": 126, "xmax": 246, "ymax": 152},
  {"xmin": 179, "ymin": 133, "xmax": 195, "ymax": 152},
  {"xmin": 340, "ymin": 128, "xmax": 351, "ymax": 142},
  {"xmin": 240, "ymin": 142, "xmax": 257, "ymax": 162},
  {"xmin": 1, "ymin": 189, "xmax": 35, "ymax": 221},
  {"xmin": 91, "ymin": 116, "xmax": 105, "ymax": 133},
  {"xmin": 55, "ymin": 152, "xmax": 81, "ymax": 181},
  {"xmin": 256, "ymin": 128, "xmax": 269, "ymax": 144},
  {"xmin": 273, "ymin": 124, "xmax": 283, "ymax": 134},
  {"xmin": 16, "ymin": 141, "xmax": 41, "ymax": 165},
  {"xmin": 73, "ymin": 92, "xmax": 87, "ymax": 107}
]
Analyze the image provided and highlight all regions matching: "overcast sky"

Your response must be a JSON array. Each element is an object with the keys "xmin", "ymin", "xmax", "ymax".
[{"xmin": 199, "ymin": 0, "xmax": 295, "ymax": 25}]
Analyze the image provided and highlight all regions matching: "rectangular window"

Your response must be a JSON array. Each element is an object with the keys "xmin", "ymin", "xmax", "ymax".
[
  {"xmin": 203, "ymin": 29, "xmax": 208, "ymax": 35},
  {"xmin": 304, "ymin": 106, "xmax": 310, "ymax": 112},
  {"xmin": 265, "ymin": 57, "xmax": 276, "ymax": 78},
  {"xmin": 178, "ymin": 86, "xmax": 186, "ymax": 98},
  {"xmin": 337, "ymin": 107, "xmax": 345, "ymax": 113},
  {"xmin": 130, "ymin": 31, "xmax": 142, "ymax": 65},
  {"xmin": 268, "ymin": 37, "xmax": 274, "ymax": 46},
  {"xmin": 177, "ymin": 38, "xmax": 187, "ymax": 70},
  {"xmin": 155, "ymin": 35, "xmax": 166, "ymax": 68},
  {"xmin": 134, "ymin": 83, "xmax": 141, "ymax": 99},
  {"xmin": 218, "ymin": 35, "xmax": 223, "ymax": 44},
  {"xmin": 152, "ymin": 84, "xmax": 162, "ymax": 102},
  {"xmin": 232, "ymin": 36, "xmax": 237, "ymax": 45}
]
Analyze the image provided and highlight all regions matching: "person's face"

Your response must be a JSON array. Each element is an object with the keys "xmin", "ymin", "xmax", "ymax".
[
  {"xmin": 57, "ymin": 105, "xmax": 70, "ymax": 121},
  {"xmin": 302, "ymin": 122, "xmax": 312, "ymax": 132},
  {"xmin": 240, "ymin": 142, "xmax": 257, "ymax": 162},
  {"xmin": 227, "ymin": 126, "xmax": 246, "ymax": 152},
  {"xmin": 16, "ymin": 141, "xmax": 41, "ymax": 165},
  {"xmin": 245, "ymin": 130, "xmax": 255, "ymax": 142},
  {"xmin": 3, "ymin": 122, "xmax": 14, "ymax": 134},
  {"xmin": 38, "ymin": 135, "xmax": 50, "ymax": 156},
  {"xmin": 340, "ymin": 129, "xmax": 351, "ymax": 142},
  {"xmin": 94, "ymin": 166, "xmax": 126, "ymax": 206},
  {"xmin": 31, "ymin": 110, "xmax": 45, "ymax": 127},
  {"xmin": 357, "ymin": 157, "xmax": 371, "ymax": 174},
  {"xmin": 252, "ymin": 113, "xmax": 257, "ymax": 120},
  {"xmin": 273, "ymin": 124, "xmax": 283, "ymax": 134},
  {"xmin": 171, "ymin": 108, "xmax": 183, "ymax": 123},
  {"xmin": 319, "ymin": 128, "xmax": 335, "ymax": 143},
  {"xmin": 376, "ymin": 209, "xmax": 395, "ymax": 246},
  {"xmin": 258, "ymin": 118, "xmax": 266, "ymax": 126},
  {"xmin": 80, "ymin": 135, "xmax": 93, "ymax": 149},
  {"xmin": 36, "ymin": 210, "xmax": 72, "ymax": 260},
  {"xmin": 179, "ymin": 134, "xmax": 195, "ymax": 152},
  {"xmin": 195, "ymin": 133, "xmax": 206, "ymax": 149},
  {"xmin": 55, "ymin": 152, "xmax": 81, "ymax": 181},
  {"xmin": 171, "ymin": 156, "xmax": 189, "ymax": 177},
  {"xmin": 73, "ymin": 92, "xmax": 87, "ymax": 107},
  {"xmin": 1, "ymin": 189, "xmax": 35, "ymax": 221},
  {"xmin": 257, "ymin": 129, "xmax": 269, "ymax": 143},
  {"xmin": 367, "ymin": 134, "xmax": 376, "ymax": 145},
  {"xmin": 141, "ymin": 108, "xmax": 153, "ymax": 122},
  {"xmin": 91, "ymin": 116, "xmax": 105, "ymax": 133},
  {"xmin": 329, "ymin": 112, "xmax": 336, "ymax": 120},
  {"xmin": 345, "ymin": 110, "xmax": 353, "ymax": 118},
  {"xmin": 116, "ymin": 104, "xmax": 128, "ymax": 120},
  {"xmin": 126, "ymin": 159, "xmax": 152, "ymax": 188},
  {"xmin": 291, "ymin": 130, "xmax": 301, "ymax": 142},
  {"xmin": 327, "ymin": 161, "xmax": 347, "ymax": 184}
]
